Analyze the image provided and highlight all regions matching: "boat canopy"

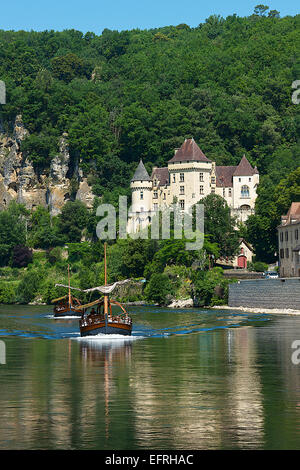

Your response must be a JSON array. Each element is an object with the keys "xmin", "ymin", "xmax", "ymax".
[
  {"xmin": 83, "ymin": 279, "xmax": 131, "ymax": 294},
  {"xmin": 55, "ymin": 284, "xmax": 83, "ymax": 292}
]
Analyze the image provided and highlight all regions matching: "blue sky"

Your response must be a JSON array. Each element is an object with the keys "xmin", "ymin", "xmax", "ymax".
[{"xmin": 0, "ymin": 0, "xmax": 298, "ymax": 33}]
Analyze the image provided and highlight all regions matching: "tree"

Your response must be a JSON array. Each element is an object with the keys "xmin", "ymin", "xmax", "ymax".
[
  {"xmin": 50, "ymin": 53, "xmax": 87, "ymax": 82},
  {"xmin": 254, "ymin": 5, "xmax": 269, "ymax": 16},
  {"xmin": 57, "ymin": 200, "xmax": 90, "ymax": 243},
  {"xmin": 200, "ymin": 194, "xmax": 239, "ymax": 259},
  {"xmin": 11, "ymin": 245, "xmax": 33, "ymax": 268},
  {"xmin": 0, "ymin": 202, "xmax": 28, "ymax": 267},
  {"xmin": 144, "ymin": 273, "xmax": 173, "ymax": 306},
  {"xmin": 268, "ymin": 10, "xmax": 280, "ymax": 18},
  {"xmin": 246, "ymin": 168, "xmax": 300, "ymax": 262}
]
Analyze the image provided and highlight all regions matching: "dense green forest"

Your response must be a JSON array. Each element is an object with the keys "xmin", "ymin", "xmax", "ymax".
[{"xmin": 0, "ymin": 6, "xmax": 300, "ymax": 304}]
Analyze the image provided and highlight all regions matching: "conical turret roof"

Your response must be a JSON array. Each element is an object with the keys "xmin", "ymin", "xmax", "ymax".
[
  {"xmin": 168, "ymin": 138, "xmax": 210, "ymax": 163},
  {"xmin": 233, "ymin": 155, "xmax": 256, "ymax": 177},
  {"xmin": 131, "ymin": 159, "xmax": 151, "ymax": 182}
]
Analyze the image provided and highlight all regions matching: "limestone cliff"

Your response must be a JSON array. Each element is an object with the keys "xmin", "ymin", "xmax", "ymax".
[{"xmin": 0, "ymin": 116, "xmax": 95, "ymax": 215}]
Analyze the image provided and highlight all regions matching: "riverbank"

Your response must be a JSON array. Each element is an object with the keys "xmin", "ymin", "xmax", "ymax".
[{"xmin": 212, "ymin": 305, "xmax": 300, "ymax": 315}]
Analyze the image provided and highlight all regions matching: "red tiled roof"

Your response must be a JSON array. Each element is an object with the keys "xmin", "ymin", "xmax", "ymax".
[
  {"xmin": 233, "ymin": 155, "xmax": 256, "ymax": 177},
  {"xmin": 216, "ymin": 166, "xmax": 236, "ymax": 187},
  {"xmin": 152, "ymin": 167, "xmax": 169, "ymax": 187},
  {"xmin": 168, "ymin": 138, "xmax": 210, "ymax": 163}
]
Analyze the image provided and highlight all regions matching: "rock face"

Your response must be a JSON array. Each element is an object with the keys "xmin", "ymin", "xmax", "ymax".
[
  {"xmin": 0, "ymin": 117, "xmax": 95, "ymax": 215},
  {"xmin": 168, "ymin": 298, "xmax": 194, "ymax": 308}
]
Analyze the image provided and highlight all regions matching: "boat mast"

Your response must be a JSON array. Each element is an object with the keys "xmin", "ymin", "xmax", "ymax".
[
  {"xmin": 104, "ymin": 242, "xmax": 109, "ymax": 318},
  {"xmin": 68, "ymin": 264, "xmax": 71, "ymax": 308}
]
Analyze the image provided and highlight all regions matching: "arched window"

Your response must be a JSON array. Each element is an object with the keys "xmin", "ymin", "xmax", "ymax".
[{"xmin": 241, "ymin": 185, "xmax": 249, "ymax": 197}]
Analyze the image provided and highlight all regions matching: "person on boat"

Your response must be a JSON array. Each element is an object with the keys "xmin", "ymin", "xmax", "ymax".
[{"xmin": 90, "ymin": 308, "xmax": 96, "ymax": 316}]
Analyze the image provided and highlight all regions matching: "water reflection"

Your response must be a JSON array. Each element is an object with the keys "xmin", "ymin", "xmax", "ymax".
[
  {"xmin": 79, "ymin": 339, "xmax": 133, "ymax": 443},
  {"xmin": 129, "ymin": 327, "xmax": 264, "ymax": 449},
  {"xmin": 0, "ymin": 307, "xmax": 300, "ymax": 449}
]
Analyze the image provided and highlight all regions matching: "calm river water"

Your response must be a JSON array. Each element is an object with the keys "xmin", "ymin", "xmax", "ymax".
[{"xmin": 0, "ymin": 304, "xmax": 300, "ymax": 450}]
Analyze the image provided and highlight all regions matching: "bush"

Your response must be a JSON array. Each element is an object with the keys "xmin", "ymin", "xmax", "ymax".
[
  {"xmin": 47, "ymin": 247, "xmax": 62, "ymax": 265},
  {"xmin": 0, "ymin": 281, "xmax": 18, "ymax": 304},
  {"xmin": 11, "ymin": 245, "xmax": 33, "ymax": 268},
  {"xmin": 16, "ymin": 269, "xmax": 44, "ymax": 304},
  {"xmin": 192, "ymin": 267, "xmax": 230, "ymax": 307},
  {"xmin": 248, "ymin": 261, "xmax": 269, "ymax": 272},
  {"xmin": 144, "ymin": 273, "xmax": 173, "ymax": 306}
]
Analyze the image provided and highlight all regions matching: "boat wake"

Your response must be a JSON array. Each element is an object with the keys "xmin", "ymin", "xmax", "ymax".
[{"xmin": 74, "ymin": 333, "xmax": 143, "ymax": 341}]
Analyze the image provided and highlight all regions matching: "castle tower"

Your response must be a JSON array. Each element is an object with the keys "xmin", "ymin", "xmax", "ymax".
[
  {"xmin": 232, "ymin": 155, "xmax": 259, "ymax": 222},
  {"xmin": 128, "ymin": 160, "xmax": 153, "ymax": 233}
]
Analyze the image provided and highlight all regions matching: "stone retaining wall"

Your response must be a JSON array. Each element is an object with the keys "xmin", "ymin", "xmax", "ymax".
[{"xmin": 228, "ymin": 278, "xmax": 300, "ymax": 310}]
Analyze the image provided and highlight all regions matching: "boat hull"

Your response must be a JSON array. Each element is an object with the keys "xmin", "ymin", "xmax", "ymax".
[
  {"xmin": 80, "ymin": 321, "xmax": 132, "ymax": 337},
  {"xmin": 54, "ymin": 307, "xmax": 83, "ymax": 318}
]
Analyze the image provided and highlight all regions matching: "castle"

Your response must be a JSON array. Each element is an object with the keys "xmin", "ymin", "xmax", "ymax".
[{"xmin": 127, "ymin": 138, "xmax": 259, "ymax": 233}]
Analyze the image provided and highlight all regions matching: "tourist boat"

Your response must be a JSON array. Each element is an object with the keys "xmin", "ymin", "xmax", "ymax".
[
  {"xmin": 52, "ymin": 265, "xmax": 84, "ymax": 317},
  {"xmin": 75, "ymin": 243, "xmax": 132, "ymax": 336}
]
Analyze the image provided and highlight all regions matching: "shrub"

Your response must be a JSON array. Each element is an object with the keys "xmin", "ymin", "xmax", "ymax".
[
  {"xmin": 248, "ymin": 261, "xmax": 269, "ymax": 272},
  {"xmin": 192, "ymin": 267, "xmax": 230, "ymax": 307},
  {"xmin": 144, "ymin": 273, "xmax": 173, "ymax": 306},
  {"xmin": 16, "ymin": 269, "xmax": 44, "ymax": 304},
  {"xmin": 11, "ymin": 245, "xmax": 33, "ymax": 268},
  {"xmin": 0, "ymin": 281, "xmax": 18, "ymax": 304}
]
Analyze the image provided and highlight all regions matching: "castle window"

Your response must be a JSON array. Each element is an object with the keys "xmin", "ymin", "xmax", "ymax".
[
  {"xmin": 140, "ymin": 190, "xmax": 143, "ymax": 200},
  {"xmin": 211, "ymin": 176, "xmax": 215, "ymax": 184},
  {"xmin": 229, "ymin": 188, "xmax": 232, "ymax": 196},
  {"xmin": 241, "ymin": 185, "xmax": 250, "ymax": 197},
  {"xmin": 180, "ymin": 173, "xmax": 184, "ymax": 182},
  {"xmin": 179, "ymin": 200, "xmax": 185, "ymax": 210},
  {"xmin": 153, "ymin": 203, "xmax": 158, "ymax": 211},
  {"xmin": 249, "ymin": 178, "xmax": 251, "ymax": 182},
  {"xmin": 285, "ymin": 231, "xmax": 288, "ymax": 241},
  {"xmin": 180, "ymin": 186, "xmax": 184, "ymax": 195},
  {"xmin": 173, "ymin": 174, "xmax": 176, "ymax": 183},
  {"xmin": 223, "ymin": 188, "xmax": 225, "ymax": 197},
  {"xmin": 199, "ymin": 172, "xmax": 204, "ymax": 182},
  {"xmin": 280, "ymin": 232, "xmax": 283, "ymax": 242},
  {"xmin": 200, "ymin": 185, "xmax": 204, "ymax": 195},
  {"xmin": 280, "ymin": 249, "xmax": 284, "ymax": 259},
  {"xmin": 295, "ymin": 229, "xmax": 299, "ymax": 240},
  {"xmin": 211, "ymin": 188, "xmax": 215, "ymax": 193},
  {"xmin": 286, "ymin": 248, "xmax": 289, "ymax": 258},
  {"xmin": 163, "ymin": 193, "xmax": 166, "ymax": 200},
  {"xmin": 153, "ymin": 190, "xmax": 158, "ymax": 199}
]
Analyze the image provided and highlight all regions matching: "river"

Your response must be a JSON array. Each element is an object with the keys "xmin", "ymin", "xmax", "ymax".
[{"xmin": 0, "ymin": 304, "xmax": 300, "ymax": 450}]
